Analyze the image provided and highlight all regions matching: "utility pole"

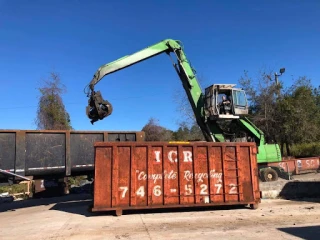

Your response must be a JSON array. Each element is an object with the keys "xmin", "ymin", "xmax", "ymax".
[{"xmin": 274, "ymin": 68, "xmax": 286, "ymax": 98}]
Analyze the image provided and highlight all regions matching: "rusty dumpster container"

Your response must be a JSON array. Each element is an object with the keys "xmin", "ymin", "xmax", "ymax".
[
  {"xmin": 267, "ymin": 156, "xmax": 320, "ymax": 175},
  {"xmin": 91, "ymin": 141, "xmax": 261, "ymax": 216}
]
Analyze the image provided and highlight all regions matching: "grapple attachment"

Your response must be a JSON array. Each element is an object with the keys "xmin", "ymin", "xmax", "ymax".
[{"xmin": 86, "ymin": 90, "xmax": 113, "ymax": 124}]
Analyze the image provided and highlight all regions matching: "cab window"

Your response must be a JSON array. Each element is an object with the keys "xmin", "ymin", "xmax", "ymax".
[{"xmin": 233, "ymin": 90, "xmax": 247, "ymax": 107}]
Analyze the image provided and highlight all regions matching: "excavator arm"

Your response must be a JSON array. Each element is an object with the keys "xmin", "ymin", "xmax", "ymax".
[
  {"xmin": 88, "ymin": 40, "xmax": 178, "ymax": 89},
  {"xmin": 85, "ymin": 38, "xmax": 282, "ymax": 164},
  {"xmin": 85, "ymin": 39, "xmax": 224, "ymax": 142}
]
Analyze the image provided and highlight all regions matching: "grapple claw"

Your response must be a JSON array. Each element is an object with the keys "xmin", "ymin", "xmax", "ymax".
[{"xmin": 86, "ymin": 90, "xmax": 113, "ymax": 124}]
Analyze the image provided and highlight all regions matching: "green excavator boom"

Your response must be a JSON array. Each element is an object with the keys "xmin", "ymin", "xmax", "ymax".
[
  {"xmin": 85, "ymin": 38, "xmax": 282, "ymax": 163},
  {"xmin": 86, "ymin": 39, "xmax": 224, "ymax": 142}
]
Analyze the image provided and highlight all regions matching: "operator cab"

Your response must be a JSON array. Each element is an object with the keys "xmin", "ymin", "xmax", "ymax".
[{"xmin": 204, "ymin": 84, "xmax": 248, "ymax": 120}]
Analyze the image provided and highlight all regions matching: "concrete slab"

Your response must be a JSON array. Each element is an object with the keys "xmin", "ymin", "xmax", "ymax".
[{"xmin": 1, "ymin": 194, "xmax": 320, "ymax": 240}]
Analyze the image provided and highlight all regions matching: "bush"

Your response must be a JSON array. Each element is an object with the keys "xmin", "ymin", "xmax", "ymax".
[
  {"xmin": 67, "ymin": 176, "xmax": 87, "ymax": 187},
  {"xmin": 290, "ymin": 142, "xmax": 320, "ymax": 157},
  {"xmin": 0, "ymin": 183, "xmax": 28, "ymax": 194}
]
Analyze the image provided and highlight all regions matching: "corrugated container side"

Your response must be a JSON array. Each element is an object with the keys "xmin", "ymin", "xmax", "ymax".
[
  {"xmin": 0, "ymin": 130, "xmax": 145, "ymax": 181},
  {"xmin": 0, "ymin": 132, "xmax": 16, "ymax": 172},
  {"xmin": 92, "ymin": 142, "xmax": 261, "ymax": 215},
  {"xmin": 294, "ymin": 157, "xmax": 320, "ymax": 174},
  {"xmin": 267, "ymin": 156, "xmax": 320, "ymax": 174}
]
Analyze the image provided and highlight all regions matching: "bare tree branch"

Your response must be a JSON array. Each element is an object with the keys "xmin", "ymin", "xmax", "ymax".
[{"xmin": 35, "ymin": 72, "xmax": 72, "ymax": 130}]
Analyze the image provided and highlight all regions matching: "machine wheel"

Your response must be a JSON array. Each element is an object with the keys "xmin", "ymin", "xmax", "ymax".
[{"xmin": 261, "ymin": 168, "xmax": 279, "ymax": 182}]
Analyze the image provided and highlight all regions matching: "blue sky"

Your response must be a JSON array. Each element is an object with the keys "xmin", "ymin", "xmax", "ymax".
[{"xmin": 0, "ymin": 0, "xmax": 319, "ymax": 132}]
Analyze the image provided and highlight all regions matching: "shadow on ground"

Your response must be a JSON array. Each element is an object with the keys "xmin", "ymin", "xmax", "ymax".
[
  {"xmin": 278, "ymin": 225, "xmax": 320, "ymax": 240},
  {"xmin": 112, "ymin": 204, "xmax": 250, "ymax": 217},
  {"xmin": 49, "ymin": 198, "xmax": 94, "ymax": 217},
  {"xmin": 2, "ymin": 181, "xmax": 320, "ymax": 217},
  {"xmin": 1, "ymin": 191, "xmax": 251, "ymax": 217},
  {"xmin": 279, "ymin": 181, "xmax": 320, "ymax": 202},
  {"xmin": 0, "ymin": 193, "xmax": 92, "ymax": 213},
  {"xmin": 50, "ymin": 200, "xmax": 251, "ymax": 217}
]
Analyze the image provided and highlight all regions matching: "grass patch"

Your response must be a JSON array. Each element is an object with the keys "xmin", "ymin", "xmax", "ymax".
[
  {"xmin": 0, "ymin": 183, "xmax": 28, "ymax": 194},
  {"xmin": 67, "ymin": 175, "xmax": 87, "ymax": 187},
  {"xmin": 290, "ymin": 142, "xmax": 320, "ymax": 157}
]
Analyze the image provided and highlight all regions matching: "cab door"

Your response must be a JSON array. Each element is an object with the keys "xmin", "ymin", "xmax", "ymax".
[
  {"xmin": 204, "ymin": 85, "xmax": 218, "ymax": 116},
  {"xmin": 232, "ymin": 89, "xmax": 249, "ymax": 115}
]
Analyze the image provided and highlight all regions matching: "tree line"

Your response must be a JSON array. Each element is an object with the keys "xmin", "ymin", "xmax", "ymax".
[
  {"xmin": 36, "ymin": 70, "xmax": 320, "ymax": 157},
  {"xmin": 141, "ymin": 69, "xmax": 320, "ymax": 157},
  {"xmin": 238, "ymin": 70, "xmax": 320, "ymax": 157}
]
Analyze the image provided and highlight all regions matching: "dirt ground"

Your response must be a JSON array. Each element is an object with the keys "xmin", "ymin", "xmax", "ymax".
[{"xmin": 0, "ymin": 194, "xmax": 320, "ymax": 240}]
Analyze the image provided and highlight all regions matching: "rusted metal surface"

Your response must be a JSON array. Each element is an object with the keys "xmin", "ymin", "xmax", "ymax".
[
  {"xmin": 92, "ymin": 141, "xmax": 261, "ymax": 215},
  {"xmin": 294, "ymin": 157, "xmax": 320, "ymax": 174},
  {"xmin": 267, "ymin": 156, "xmax": 320, "ymax": 175},
  {"xmin": 0, "ymin": 130, "xmax": 145, "ymax": 182}
]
